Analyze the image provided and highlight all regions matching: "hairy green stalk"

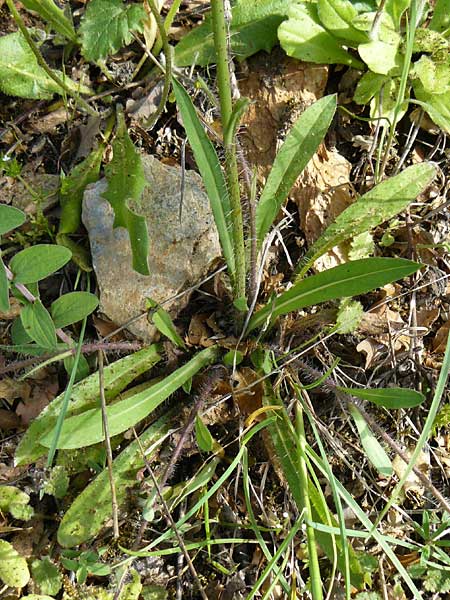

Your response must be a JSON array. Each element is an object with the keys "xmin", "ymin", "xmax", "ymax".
[{"xmin": 210, "ymin": 0, "xmax": 246, "ymax": 302}]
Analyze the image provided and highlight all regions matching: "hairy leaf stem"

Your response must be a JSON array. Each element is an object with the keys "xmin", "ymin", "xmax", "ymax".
[{"xmin": 210, "ymin": 0, "xmax": 246, "ymax": 303}]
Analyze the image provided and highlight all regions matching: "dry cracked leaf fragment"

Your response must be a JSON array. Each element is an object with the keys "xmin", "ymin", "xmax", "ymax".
[{"xmin": 392, "ymin": 447, "xmax": 430, "ymax": 501}]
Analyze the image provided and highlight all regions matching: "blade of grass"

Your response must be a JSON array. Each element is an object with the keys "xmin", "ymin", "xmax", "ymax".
[{"xmin": 172, "ymin": 78, "xmax": 235, "ymax": 276}]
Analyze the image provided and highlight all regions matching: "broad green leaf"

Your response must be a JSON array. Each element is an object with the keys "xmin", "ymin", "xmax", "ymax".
[
  {"xmin": 317, "ymin": 0, "xmax": 368, "ymax": 44},
  {"xmin": 0, "ymin": 204, "xmax": 26, "ymax": 235},
  {"xmin": 11, "ymin": 317, "xmax": 32, "ymax": 345},
  {"xmin": 57, "ymin": 412, "xmax": 172, "ymax": 547},
  {"xmin": 147, "ymin": 299, "xmax": 186, "ymax": 349},
  {"xmin": 0, "ymin": 486, "xmax": 33, "ymax": 521},
  {"xmin": 0, "ymin": 32, "xmax": 90, "ymax": 99},
  {"xmin": 15, "ymin": 345, "xmax": 162, "ymax": 465},
  {"xmin": 80, "ymin": 0, "xmax": 145, "ymax": 62},
  {"xmin": 429, "ymin": 0, "xmax": 450, "ymax": 34},
  {"xmin": 262, "ymin": 384, "xmax": 365, "ymax": 588},
  {"xmin": 384, "ymin": 0, "xmax": 410, "ymax": 29},
  {"xmin": 31, "ymin": 557, "xmax": 62, "ymax": 596},
  {"xmin": 59, "ymin": 146, "xmax": 104, "ymax": 236},
  {"xmin": 247, "ymin": 258, "xmax": 421, "ymax": 332},
  {"xmin": 174, "ymin": 0, "xmax": 291, "ymax": 67},
  {"xmin": 51, "ymin": 292, "xmax": 99, "ymax": 328},
  {"xmin": 339, "ymin": 386, "xmax": 425, "ymax": 409},
  {"xmin": 302, "ymin": 162, "xmax": 436, "ymax": 268},
  {"xmin": 349, "ymin": 405, "xmax": 393, "ymax": 476},
  {"xmin": 358, "ymin": 39, "xmax": 401, "ymax": 75},
  {"xmin": 21, "ymin": 300, "xmax": 57, "ymax": 350},
  {"xmin": 10, "ymin": 244, "xmax": 72, "ymax": 283},
  {"xmin": 195, "ymin": 415, "xmax": 214, "ymax": 452},
  {"xmin": 103, "ymin": 110, "xmax": 149, "ymax": 275},
  {"xmin": 413, "ymin": 81, "xmax": 450, "ymax": 134},
  {"xmin": 278, "ymin": 4, "xmax": 364, "ymax": 68},
  {"xmin": 0, "ymin": 539, "xmax": 30, "ymax": 588},
  {"xmin": 412, "ymin": 55, "xmax": 450, "ymax": 95},
  {"xmin": 41, "ymin": 346, "xmax": 220, "ymax": 449},
  {"xmin": 21, "ymin": 0, "xmax": 77, "ymax": 42},
  {"xmin": 354, "ymin": 71, "xmax": 387, "ymax": 104},
  {"xmin": 172, "ymin": 78, "xmax": 235, "ymax": 275},
  {"xmin": 255, "ymin": 95, "xmax": 336, "ymax": 244},
  {"xmin": 0, "ymin": 256, "xmax": 9, "ymax": 312}
]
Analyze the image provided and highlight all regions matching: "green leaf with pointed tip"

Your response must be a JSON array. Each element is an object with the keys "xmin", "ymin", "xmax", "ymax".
[
  {"xmin": 51, "ymin": 292, "xmax": 99, "ymax": 329},
  {"xmin": 278, "ymin": 3, "xmax": 364, "ymax": 68},
  {"xmin": 147, "ymin": 299, "xmax": 186, "ymax": 349},
  {"xmin": 301, "ymin": 162, "xmax": 436, "ymax": 270},
  {"xmin": 413, "ymin": 82, "xmax": 450, "ymax": 134},
  {"xmin": 172, "ymin": 78, "xmax": 234, "ymax": 275},
  {"xmin": 248, "ymin": 258, "xmax": 421, "ymax": 332},
  {"xmin": 80, "ymin": 0, "xmax": 145, "ymax": 62},
  {"xmin": 10, "ymin": 244, "xmax": 72, "ymax": 283},
  {"xmin": 0, "ymin": 204, "xmax": 26, "ymax": 235},
  {"xmin": 15, "ymin": 345, "xmax": 162, "ymax": 465},
  {"xmin": 21, "ymin": 0, "xmax": 77, "ymax": 42},
  {"xmin": 174, "ymin": 0, "xmax": 291, "ymax": 67},
  {"xmin": 0, "ymin": 32, "xmax": 91, "ymax": 99},
  {"xmin": 41, "ymin": 346, "xmax": 220, "ymax": 449},
  {"xmin": 0, "ymin": 256, "xmax": 9, "ymax": 313},
  {"xmin": 0, "ymin": 540, "xmax": 30, "ymax": 587},
  {"xmin": 349, "ymin": 405, "xmax": 393, "ymax": 476},
  {"xmin": 58, "ymin": 413, "xmax": 172, "ymax": 547},
  {"xmin": 21, "ymin": 300, "xmax": 57, "ymax": 350},
  {"xmin": 103, "ymin": 110, "xmax": 149, "ymax": 275},
  {"xmin": 339, "ymin": 386, "xmax": 425, "ymax": 409},
  {"xmin": 256, "ymin": 95, "xmax": 336, "ymax": 245},
  {"xmin": 195, "ymin": 415, "xmax": 214, "ymax": 452}
]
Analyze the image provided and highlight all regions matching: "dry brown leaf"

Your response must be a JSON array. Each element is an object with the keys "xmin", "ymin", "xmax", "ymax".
[
  {"xmin": 433, "ymin": 320, "xmax": 450, "ymax": 353},
  {"xmin": 0, "ymin": 409, "xmax": 22, "ymax": 430},
  {"xmin": 392, "ymin": 448, "xmax": 430, "ymax": 500},
  {"xmin": 356, "ymin": 338, "xmax": 387, "ymax": 370},
  {"xmin": 232, "ymin": 367, "xmax": 263, "ymax": 417},
  {"xmin": 187, "ymin": 313, "xmax": 214, "ymax": 347},
  {"xmin": 0, "ymin": 378, "xmax": 31, "ymax": 404},
  {"xmin": 0, "ymin": 297, "xmax": 21, "ymax": 320}
]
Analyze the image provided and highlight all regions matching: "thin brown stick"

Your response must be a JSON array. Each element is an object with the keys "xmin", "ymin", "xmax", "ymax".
[
  {"xmin": 132, "ymin": 429, "xmax": 209, "ymax": 600},
  {"xmin": 98, "ymin": 350, "xmax": 119, "ymax": 539}
]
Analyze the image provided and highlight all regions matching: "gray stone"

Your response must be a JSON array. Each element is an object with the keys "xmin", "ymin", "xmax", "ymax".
[{"xmin": 82, "ymin": 154, "xmax": 221, "ymax": 340}]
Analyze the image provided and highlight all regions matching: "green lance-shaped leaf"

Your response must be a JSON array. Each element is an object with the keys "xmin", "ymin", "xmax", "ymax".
[
  {"xmin": 0, "ymin": 204, "xmax": 26, "ymax": 235},
  {"xmin": 51, "ymin": 292, "xmax": 99, "ymax": 329},
  {"xmin": 103, "ymin": 109, "xmax": 149, "ymax": 275},
  {"xmin": 147, "ymin": 299, "xmax": 186, "ymax": 350},
  {"xmin": 21, "ymin": 0, "xmax": 77, "ymax": 42},
  {"xmin": 9, "ymin": 244, "xmax": 72, "ymax": 284},
  {"xmin": 300, "ymin": 162, "xmax": 437, "ymax": 273},
  {"xmin": 0, "ymin": 540, "xmax": 30, "ymax": 588},
  {"xmin": 58, "ymin": 412, "xmax": 172, "ymax": 547},
  {"xmin": 172, "ymin": 78, "xmax": 235, "ymax": 275},
  {"xmin": 21, "ymin": 300, "xmax": 57, "ymax": 350},
  {"xmin": 255, "ymin": 94, "xmax": 336, "ymax": 245},
  {"xmin": 339, "ymin": 386, "xmax": 425, "ymax": 409},
  {"xmin": 248, "ymin": 257, "xmax": 421, "ymax": 332},
  {"xmin": 0, "ymin": 32, "xmax": 91, "ymax": 100},
  {"xmin": 41, "ymin": 346, "xmax": 220, "ymax": 449},
  {"xmin": 195, "ymin": 415, "xmax": 214, "ymax": 452},
  {"xmin": 0, "ymin": 256, "xmax": 10, "ymax": 313},
  {"xmin": 278, "ymin": 3, "xmax": 364, "ymax": 68},
  {"xmin": 15, "ymin": 345, "xmax": 162, "ymax": 465},
  {"xmin": 349, "ymin": 405, "xmax": 393, "ymax": 477},
  {"xmin": 80, "ymin": 0, "xmax": 145, "ymax": 62},
  {"xmin": 174, "ymin": 0, "xmax": 291, "ymax": 67}
]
